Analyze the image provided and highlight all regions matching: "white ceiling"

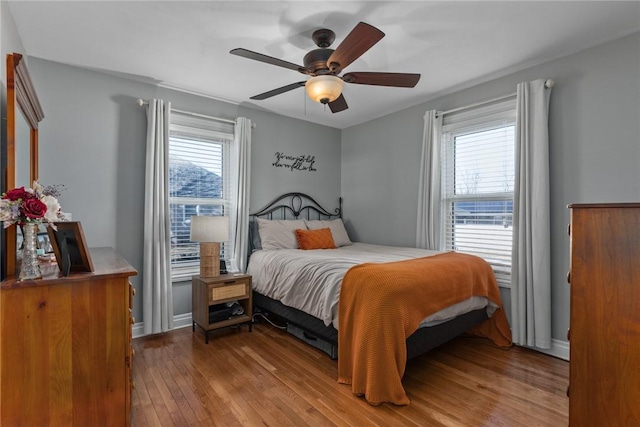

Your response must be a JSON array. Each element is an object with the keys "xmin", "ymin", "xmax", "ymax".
[{"xmin": 8, "ymin": 1, "xmax": 640, "ymax": 129}]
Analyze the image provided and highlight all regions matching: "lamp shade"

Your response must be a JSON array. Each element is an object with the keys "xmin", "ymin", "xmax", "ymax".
[
  {"xmin": 305, "ymin": 75, "xmax": 344, "ymax": 104},
  {"xmin": 190, "ymin": 216, "xmax": 230, "ymax": 242}
]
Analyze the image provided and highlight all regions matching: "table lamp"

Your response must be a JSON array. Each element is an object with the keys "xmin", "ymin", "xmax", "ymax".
[{"xmin": 190, "ymin": 216, "xmax": 230, "ymax": 278}]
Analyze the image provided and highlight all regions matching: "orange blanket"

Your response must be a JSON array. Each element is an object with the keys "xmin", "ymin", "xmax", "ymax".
[{"xmin": 337, "ymin": 252, "xmax": 512, "ymax": 405}]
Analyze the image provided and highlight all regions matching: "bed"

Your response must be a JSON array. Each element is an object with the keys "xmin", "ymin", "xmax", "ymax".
[{"xmin": 247, "ymin": 192, "xmax": 512, "ymax": 405}]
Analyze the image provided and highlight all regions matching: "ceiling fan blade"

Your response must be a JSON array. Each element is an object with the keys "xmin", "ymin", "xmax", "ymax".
[
  {"xmin": 326, "ymin": 22, "xmax": 385, "ymax": 73},
  {"xmin": 342, "ymin": 72, "xmax": 421, "ymax": 88},
  {"xmin": 328, "ymin": 94, "xmax": 349, "ymax": 113},
  {"xmin": 230, "ymin": 48, "xmax": 308, "ymax": 74},
  {"xmin": 250, "ymin": 82, "xmax": 306, "ymax": 100}
]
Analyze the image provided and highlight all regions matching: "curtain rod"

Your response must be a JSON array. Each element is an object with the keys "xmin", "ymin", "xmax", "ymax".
[
  {"xmin": 436, "ymin": 79, "xmax": 555, "ymax": 118},
  {"xmin": 136, "ymin": 98, "xmax": 254, "ymax": 127}
]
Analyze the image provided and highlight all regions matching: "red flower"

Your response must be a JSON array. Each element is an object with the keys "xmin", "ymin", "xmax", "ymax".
[
  {"xmin": 22, "ymin": 198, "xmax": 47, "ymax": 219},
  {"xmin": 3, "ymin": 187, "xmax": 32, "ymax": 201}
]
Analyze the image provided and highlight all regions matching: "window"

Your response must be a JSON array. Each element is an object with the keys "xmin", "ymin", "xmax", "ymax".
[
  {"xmin": 441, "ymin": 100, "xmax": 516, "ymax": 287},
  {"xmin": 169, "ymin": 113, "xmax": 234, "ymax": 280}
]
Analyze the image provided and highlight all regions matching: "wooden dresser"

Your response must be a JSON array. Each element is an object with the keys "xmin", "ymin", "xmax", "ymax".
[
  {"xmin": 0, "ymin": 247, "xmax": 137, "ymax": 426},
  {"xmin": 568, "ymin": 204, "xmax": 640, "ymax": 426}
]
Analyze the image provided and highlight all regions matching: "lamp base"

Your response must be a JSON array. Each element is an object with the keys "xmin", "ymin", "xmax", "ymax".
[{"xmin": 199, "ymin": 242, "xmax": 220, "ymax": 278}]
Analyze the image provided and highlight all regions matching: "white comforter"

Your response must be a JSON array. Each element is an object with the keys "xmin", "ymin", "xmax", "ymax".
[{"xmin": 247, "ymin": 243, "xmax": 493, "ymax": 330}]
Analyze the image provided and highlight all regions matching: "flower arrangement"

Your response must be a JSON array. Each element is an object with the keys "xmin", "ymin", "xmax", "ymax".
[{"xmin": 0, "ymin": 181, "xmax": 65, "ymax": 229}]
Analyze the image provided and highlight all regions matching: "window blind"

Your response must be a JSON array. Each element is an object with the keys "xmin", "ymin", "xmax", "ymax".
[
  {"xmin": 168, "ymin": 114, "xmax": 233, "ymax": 280},
  {"xmin": 441, "ymin": 108, "xmax": 515, "ymax": 287}
]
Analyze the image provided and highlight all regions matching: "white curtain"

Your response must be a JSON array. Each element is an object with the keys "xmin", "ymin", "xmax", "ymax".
[
  {"xmin": 511, "ymin": 79, "xmax": 552, "ymax": 348},
  {"xmin": 230, "ymin": 117, "xmax": 252, "ymax": 273},
  {"xmin": 416, "ymin": 110, "xmax": 443, "ymax": 250},
  {"xmin": 142, "ymin": 99, "xmax": 174, "ymax": 335}
]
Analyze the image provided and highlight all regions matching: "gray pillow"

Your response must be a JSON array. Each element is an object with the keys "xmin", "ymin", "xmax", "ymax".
[
  {"xmin": 304, "ymin": 218, "xmax": 352, "ymax": 247},
  {"xmin": 257, "ymin": 218, "xmax": 307, "ymax": 250},
  {"xmin": 249, "ymin": 220, "xmax": 262, "ymax": 252}
]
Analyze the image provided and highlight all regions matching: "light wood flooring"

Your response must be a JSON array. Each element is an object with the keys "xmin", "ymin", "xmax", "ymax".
[{"xmin": 131, "ymin": 322, "xmax": 569, "ymax": 426}]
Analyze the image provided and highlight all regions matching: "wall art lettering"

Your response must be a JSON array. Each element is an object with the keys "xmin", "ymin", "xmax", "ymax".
[{"xmin": 272, "ymin": 152, "xmax": 317, "ymax": 172}]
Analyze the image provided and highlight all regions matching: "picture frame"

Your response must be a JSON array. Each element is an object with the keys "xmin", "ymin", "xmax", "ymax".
[
  {"xmin": 47, "ymin": 221, "xmax": 94, "ymax": 276},
  {"xmin": 37, "ymin": 231, "xmax": 54, "ymax": 253}
]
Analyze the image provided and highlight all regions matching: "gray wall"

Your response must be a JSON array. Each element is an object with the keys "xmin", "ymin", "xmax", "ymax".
[
  {"xmin": 341, "ymin": 32, "xmax": 640, "ymax": 345},
  {"xmin": 1, "ymin": 2, "xmax": 26, "ymax": 88},
  {"xmin": 27, "ymin": 58, "xmax": 341, "ymax": 322},
  {"xmin": 241, "ymin": 106, "xmax": 341, "ymax": 212},
  {"xmin": 1, "ymin": 2, "xmax": 27, "ymax": 163}
]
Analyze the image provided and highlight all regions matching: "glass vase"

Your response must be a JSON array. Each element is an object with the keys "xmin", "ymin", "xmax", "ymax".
[{"xmin": 19, "ymin": 223, "xmax": 42, "ymax": 281}]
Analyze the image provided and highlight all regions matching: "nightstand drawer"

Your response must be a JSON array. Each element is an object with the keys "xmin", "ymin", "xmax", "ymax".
[
  {"xmin": 210, "ymin": 281, "xmax": 249, "ymax": 302},
  {"xmin": 193, "ymin": 274, "xmax": 253, "ymax": 344}
]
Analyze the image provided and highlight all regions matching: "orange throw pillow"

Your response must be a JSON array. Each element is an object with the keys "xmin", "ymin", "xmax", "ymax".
[{"xmin": 294, "ymin": 228, "xmax": 337, "ymax": 250}]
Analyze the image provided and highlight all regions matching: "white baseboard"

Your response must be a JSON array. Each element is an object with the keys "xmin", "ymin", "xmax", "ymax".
[
  {"xmin": 132, "ymin": 316, "xmax": 571, "ymax": 362},
  {"xmin": 132, "ymin": 313, "xmax": 193, "ymax": 339},
  {"xmin": 172, "ymin": 312, "xmax": 194, "ymax": 330},
  {"xmin": 526, "ymin": 339, "xmax": 569, "ymax": 361}
]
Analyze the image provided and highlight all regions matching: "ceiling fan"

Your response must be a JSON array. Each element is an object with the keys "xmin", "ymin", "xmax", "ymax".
[{"xmin": 230, "ymin": 22, "xmax": 421, "ymax": 113}]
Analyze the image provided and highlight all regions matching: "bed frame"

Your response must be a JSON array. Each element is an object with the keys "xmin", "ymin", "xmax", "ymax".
[
  {"xmin": 249, "ymin": 192, "xmax": 488, "ymax": 360},
  {"xmin": 250, "ymin": 192, "xmax": 342, "ymax": 222}
]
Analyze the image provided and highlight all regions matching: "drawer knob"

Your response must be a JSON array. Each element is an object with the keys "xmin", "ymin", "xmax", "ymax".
[{"xmin": 566, "ymin": 271, "xmax": 571, "ymax": 284}]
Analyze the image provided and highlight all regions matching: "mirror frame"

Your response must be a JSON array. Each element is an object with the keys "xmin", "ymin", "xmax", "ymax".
[{"xmin": 3, "ymin": 53, "xmax": 45, "ymax": 278}]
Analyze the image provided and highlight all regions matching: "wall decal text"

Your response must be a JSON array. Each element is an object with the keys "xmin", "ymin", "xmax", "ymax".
[{"xmin": 272, "ymin": 152, "xmax": 317, "ymax": 172}]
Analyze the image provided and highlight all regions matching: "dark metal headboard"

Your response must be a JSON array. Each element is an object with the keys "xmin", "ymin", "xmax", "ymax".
[
  {"xmin": 248, "ymin": 193, "xmax": 342, "ymax": 255},
  {"xmin": 250, "ymin": 192, "xmax": 342, "ymax": 220}
]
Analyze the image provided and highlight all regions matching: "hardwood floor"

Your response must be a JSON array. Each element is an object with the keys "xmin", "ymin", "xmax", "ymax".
[{"xmin": 131, "ymin": 323, "xmax": 569, "ymax": 426}]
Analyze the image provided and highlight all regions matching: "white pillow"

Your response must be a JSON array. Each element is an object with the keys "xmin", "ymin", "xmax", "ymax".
[
  {"xmin": 257, "ymin": 219, "xmax": 307, "ymax": 250},
  {"xmin": 304, "ymin": 218, "xmax": 352, "ymax": 247}
]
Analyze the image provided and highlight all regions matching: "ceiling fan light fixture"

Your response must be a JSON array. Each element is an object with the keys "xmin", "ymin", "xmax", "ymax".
[{"xmin": 305, "ymin": 75, "xmax": 343, "ymax": 104}]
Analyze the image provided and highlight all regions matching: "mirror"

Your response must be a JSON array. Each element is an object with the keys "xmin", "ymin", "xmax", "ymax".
[
  {"xmin": 2, "ymin": 53, "xmax": 45, "ymax": 278},
  {"xmin": 15, "ymin": 110, "xmax": 31, "ymax": 188}
]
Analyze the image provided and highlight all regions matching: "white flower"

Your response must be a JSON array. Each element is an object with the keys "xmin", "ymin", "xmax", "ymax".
[
  {"xmin": 32, "ymin": 181, "xmax": 43, "ymax": 196},
  {"xmin": 42, "ymin": 195, "xmax": 61, "ymax": 223},
  {"xmin": 0, "ymin": 200, "xmax": 12, "ymax": 222}
]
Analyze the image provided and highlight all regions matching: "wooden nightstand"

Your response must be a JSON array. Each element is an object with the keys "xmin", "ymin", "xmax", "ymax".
[{"xmin": 192, "ymin": 273, "xmax": 252, "ymax": 343}]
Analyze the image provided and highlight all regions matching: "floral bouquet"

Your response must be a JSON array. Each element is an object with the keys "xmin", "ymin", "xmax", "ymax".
[{"xmin": 0, "ymin": 181, "xmax": 65, "ymax": 229}]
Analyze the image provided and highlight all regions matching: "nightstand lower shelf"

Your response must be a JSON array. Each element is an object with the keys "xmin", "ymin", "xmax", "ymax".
[{"xmin": 191, "ymin": 274, "xmax": 253, "ymax": 344}]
